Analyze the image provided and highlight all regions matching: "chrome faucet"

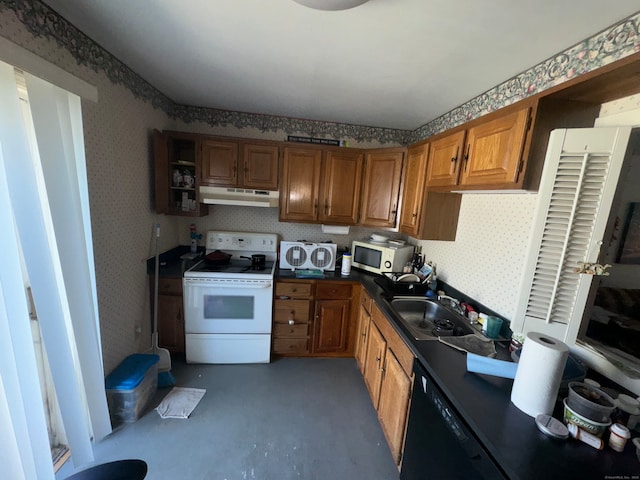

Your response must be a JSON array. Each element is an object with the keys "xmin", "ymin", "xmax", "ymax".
[{"xmin": 438, "ymin": 294, "xmax": 465, "ymax": 316}]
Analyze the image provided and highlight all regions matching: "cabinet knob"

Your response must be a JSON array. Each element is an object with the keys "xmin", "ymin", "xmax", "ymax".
[{"xmin": 288, "ymin": 319, "xmax": 295, "ymax": 326}]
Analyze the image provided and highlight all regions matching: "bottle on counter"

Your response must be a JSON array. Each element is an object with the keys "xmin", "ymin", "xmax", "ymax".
[
  {"xmin": 608, "ymin": 423, "xmax": 631, "ymax": 452},
  {"xmin": 341, "ymin": 252, "xmax": 352, "ymax": 276},
  {"xmin": 567, "ymin": 423, "xmax": 604, "ymax": 450}
]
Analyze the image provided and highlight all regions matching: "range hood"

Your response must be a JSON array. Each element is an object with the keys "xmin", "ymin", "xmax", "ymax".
[{"xmin": 199, "ymin": 186, "xmax": 279, "ymax": 207}]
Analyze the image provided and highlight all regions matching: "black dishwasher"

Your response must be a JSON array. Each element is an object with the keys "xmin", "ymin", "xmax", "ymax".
[{"xmin": 400, "ymin": 359, "xmax": 506, "ymax": 480}]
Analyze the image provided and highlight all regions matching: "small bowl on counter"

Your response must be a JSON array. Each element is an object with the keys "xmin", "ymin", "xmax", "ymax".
[
  {"xmin": 563, "ymin": 398, "xmax": 611, "ymax": 438},
  {"xmin": 567, "ymin": 381, "xmax": 616, "ymax": 423}
]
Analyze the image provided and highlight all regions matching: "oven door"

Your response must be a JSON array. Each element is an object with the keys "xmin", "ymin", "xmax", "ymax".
[{"xmin": 183, "ymin": 278, "xmax": 273, "ymax": 334}]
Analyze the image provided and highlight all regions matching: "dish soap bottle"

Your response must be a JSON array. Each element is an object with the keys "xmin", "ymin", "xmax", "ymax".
[{"xmin": 428, "ymin": 264, "xmax": 438, "ymax": 291}]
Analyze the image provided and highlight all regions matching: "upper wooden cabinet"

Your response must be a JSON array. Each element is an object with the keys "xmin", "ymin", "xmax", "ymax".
[
  {"xmin": 460, "ymin": 107, "xmax": 530, "ymax": 187},
  {"xmin": 426, "ymin": 107, "xmax": 530, "ymax": 189},
  {"xmin": 360, "ymin": 148, "xmax": 405, "ymax": 228},
  {"xmin": 279, "ymin": 145, "xmax": 363, "ymax": 225},
  {"xmin": 425, "ymin": 130, "xmax": 466, "ymax": 188},
  {"xmin": 201, "ymin": 139, "xmax": 239, "ymax": 186},
  {"xmin": 321, "ymin": 150, "xmax": 364, "ymax": 224},
  {"xmin": 424, "ymin": 97, "xmax": 600, "ymax": 192},
  {"xmin": 243, "ymin": 143, "xmax": 280, "ymax": 189},
  {"xmin": 399, "ymin": 143, "xmax": 429, "ymax": 234},
  {"xmin": 399, "ymin": 142, "xmax": 462, "ymax": 240},
  {"xmin": 201, "ymin": 138, "xmax": 279, "ymax": 190},
  {"xmin": 153, "ymin": 130, "xmax": 208, "ymax": 217},
  {"xmin": 279, "ymin": 146, "xmax": 323, "ymax": 222}
]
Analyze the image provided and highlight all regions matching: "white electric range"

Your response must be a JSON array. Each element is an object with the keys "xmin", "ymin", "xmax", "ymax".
[{"xmin": 183, "ymin": 231, "xmax": 278, "ymax": 364}]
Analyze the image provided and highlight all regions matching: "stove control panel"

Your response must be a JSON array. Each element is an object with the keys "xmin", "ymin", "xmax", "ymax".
[{"xmin": 205, "ymin": 231, "xmax": 278, "ymax": 254}]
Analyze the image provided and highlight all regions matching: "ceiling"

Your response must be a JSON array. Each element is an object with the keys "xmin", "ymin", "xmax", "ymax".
[{"xmin": 41, "ymin": 1, "xmax": 639, "ymax": 131}]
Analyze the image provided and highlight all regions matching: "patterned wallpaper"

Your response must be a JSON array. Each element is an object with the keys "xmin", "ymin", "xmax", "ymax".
[
  {"xmin": 2, "ymin": 0, "xmax": 640, "ymax": 370},
  {"xmin": 413, "ymin": 194, "xmax": 538, "ymax": 319}
]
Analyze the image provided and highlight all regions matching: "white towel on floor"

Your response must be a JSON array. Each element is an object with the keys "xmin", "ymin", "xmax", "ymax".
[{"xmin": 155, "ymin": 387, "xmax": 206, "ymax": 419}]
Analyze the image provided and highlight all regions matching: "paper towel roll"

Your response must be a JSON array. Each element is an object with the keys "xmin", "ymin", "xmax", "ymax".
[{"xmin": 510, "ymin": 332, "xmax": 569, "ymax": 418}]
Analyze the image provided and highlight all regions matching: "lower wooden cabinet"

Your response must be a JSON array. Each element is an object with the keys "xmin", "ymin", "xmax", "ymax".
[
  {"xmin": 355, "ymin": 289, "xmax": 373, "ymax": 373},
  {"xmin": 362, "ymin": 300, "xmax": 415, "ymax": 466},
  {"xmin": 363, "ymin": 321, "xmax": 386, "ymax": 407},
  {"xmin": 272, "ymin": 279, "xmax": 358, "ymax": 357},
  {"xmin": 377, "ymin": 348, "xmax": 412, "ymax": 465},
  {"xmin": 150, "ymin": 276, "xmax": 185, "ymax": 354}
]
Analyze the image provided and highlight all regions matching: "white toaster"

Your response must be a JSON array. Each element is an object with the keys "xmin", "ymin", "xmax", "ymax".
[{"xmin": 279, "ymin": 241, "xmax": 338, "ymax": 271}]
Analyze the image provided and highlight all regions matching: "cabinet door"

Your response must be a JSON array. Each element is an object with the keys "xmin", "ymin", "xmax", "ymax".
[
  {"xmin": 355, "ymin": 302, "xmax": 371, "ymax": 374},
  {"xmin": 460, "ymin": 107, "xmax": 530, "ymax": 187},
  {"xmin": 360, "ymin": 149, "xmax": 405, "ymax": 228},
  {"xmin": 378, "ymin": 350, "xmax": 412, "ymax": 465},
  {"xmin": 242, "ymin": 143, "xmax": 279, "ymax": 190},
  {"xmin": 399, "ymin": 143, "xmax": 428, "ymax": 236},
  {"xmin": 201, "ymin": 139, "xmax": 239, "ymax": 186},
  {"xmin": 320, "ymin": 150, "xmax": 364, "ymax": 224},
  {"xmin": 363, "ymin": 322, "xmax": 386, "ymax": 408},
  {"xmin": 279, "ymin": 147, "xmax": 322, "ymax": 222},
  {"xmin": 426, "ymin": 130, "xmax": 466, "ymax": 187},
  {"xmin": 312, "ymin": 299, "xmax": 350, "ymax": 354},
  {"xmin": 157, "ymin": 294, "xmax": 184, "ymax": 353}
]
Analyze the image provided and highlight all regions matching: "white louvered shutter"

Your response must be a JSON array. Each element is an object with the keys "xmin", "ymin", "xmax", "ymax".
[{"xmin": 513, "ymin": 127, "xmax": 633, "ymax": 343}]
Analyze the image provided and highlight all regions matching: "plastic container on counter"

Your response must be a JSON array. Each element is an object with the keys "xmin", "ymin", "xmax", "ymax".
[{"xmin": 567, "ymin": 381, "xmax": 617, "ymax": 423}]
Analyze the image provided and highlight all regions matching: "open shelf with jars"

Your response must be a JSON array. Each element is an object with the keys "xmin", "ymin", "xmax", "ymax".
[{"xmin": 153, "ymin": 130, "xmax": 208, "ymax": 217}]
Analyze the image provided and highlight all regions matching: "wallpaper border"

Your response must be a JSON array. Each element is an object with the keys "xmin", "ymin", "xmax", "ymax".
[
  {"xmin": 409, "ymin": 11, "xmax": 640, "ymax": 142},
  {"xmin": 2, "ymin": 1, "xmax": 639, "ymax": 145}
]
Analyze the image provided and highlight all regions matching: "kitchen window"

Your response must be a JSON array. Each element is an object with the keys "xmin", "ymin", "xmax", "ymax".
[{"xmin": 513, "ymin": 126, "xmax": 640, "ymax": 395}]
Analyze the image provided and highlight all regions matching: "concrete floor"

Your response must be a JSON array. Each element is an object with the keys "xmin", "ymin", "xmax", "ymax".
[{"xmin": 57, "ymin": 357, "xmax": 400, "ymax": 480}]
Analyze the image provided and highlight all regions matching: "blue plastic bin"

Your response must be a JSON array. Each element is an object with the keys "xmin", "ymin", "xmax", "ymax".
[{"xmin": 105, "ymin": 354, "xmax": 159, "ymax": 424}]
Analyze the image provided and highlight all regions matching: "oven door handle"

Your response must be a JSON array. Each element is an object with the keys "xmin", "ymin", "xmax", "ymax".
[{"xmin": 184, "ymin": 280, "xmax": 273, "ymax": 288}]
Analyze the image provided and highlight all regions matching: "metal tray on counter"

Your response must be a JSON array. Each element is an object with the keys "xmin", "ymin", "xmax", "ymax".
[{"xmin": 375, "ymin": 272, "xmax": 430, "ymax": 296}]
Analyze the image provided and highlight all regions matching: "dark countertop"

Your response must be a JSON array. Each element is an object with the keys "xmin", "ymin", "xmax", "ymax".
[
  {"xmin": 146, "ymin": 245, "xmax": 204, "ymax": 278},
  {"xmin": 162, "ymin": 257, "xmax": 639, "ymax": 478},
  {"xmin": 356, "ymin": 271, "xmax": 640, "ymax": 480}
]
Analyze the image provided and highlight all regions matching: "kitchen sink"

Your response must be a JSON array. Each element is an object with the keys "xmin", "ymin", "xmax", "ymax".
[{"xmin": 386, "ymin": 297, "xmax": 477, "ymax": 341}]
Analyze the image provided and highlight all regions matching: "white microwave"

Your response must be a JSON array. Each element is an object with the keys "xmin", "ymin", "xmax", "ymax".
[{"xmin": 350, "ymin": 240, "xmax": 414, "ymax": 275}]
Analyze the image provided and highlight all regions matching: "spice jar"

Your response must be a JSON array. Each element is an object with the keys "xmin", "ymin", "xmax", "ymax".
[{"xmin": 608, "ymin": 423, "xmax": 631, "ymax": 452}]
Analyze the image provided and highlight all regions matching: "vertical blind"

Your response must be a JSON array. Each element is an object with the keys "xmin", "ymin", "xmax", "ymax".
[{"xmin": 0, "ymin": 60, "xmax": 109, "ymax": 479}]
